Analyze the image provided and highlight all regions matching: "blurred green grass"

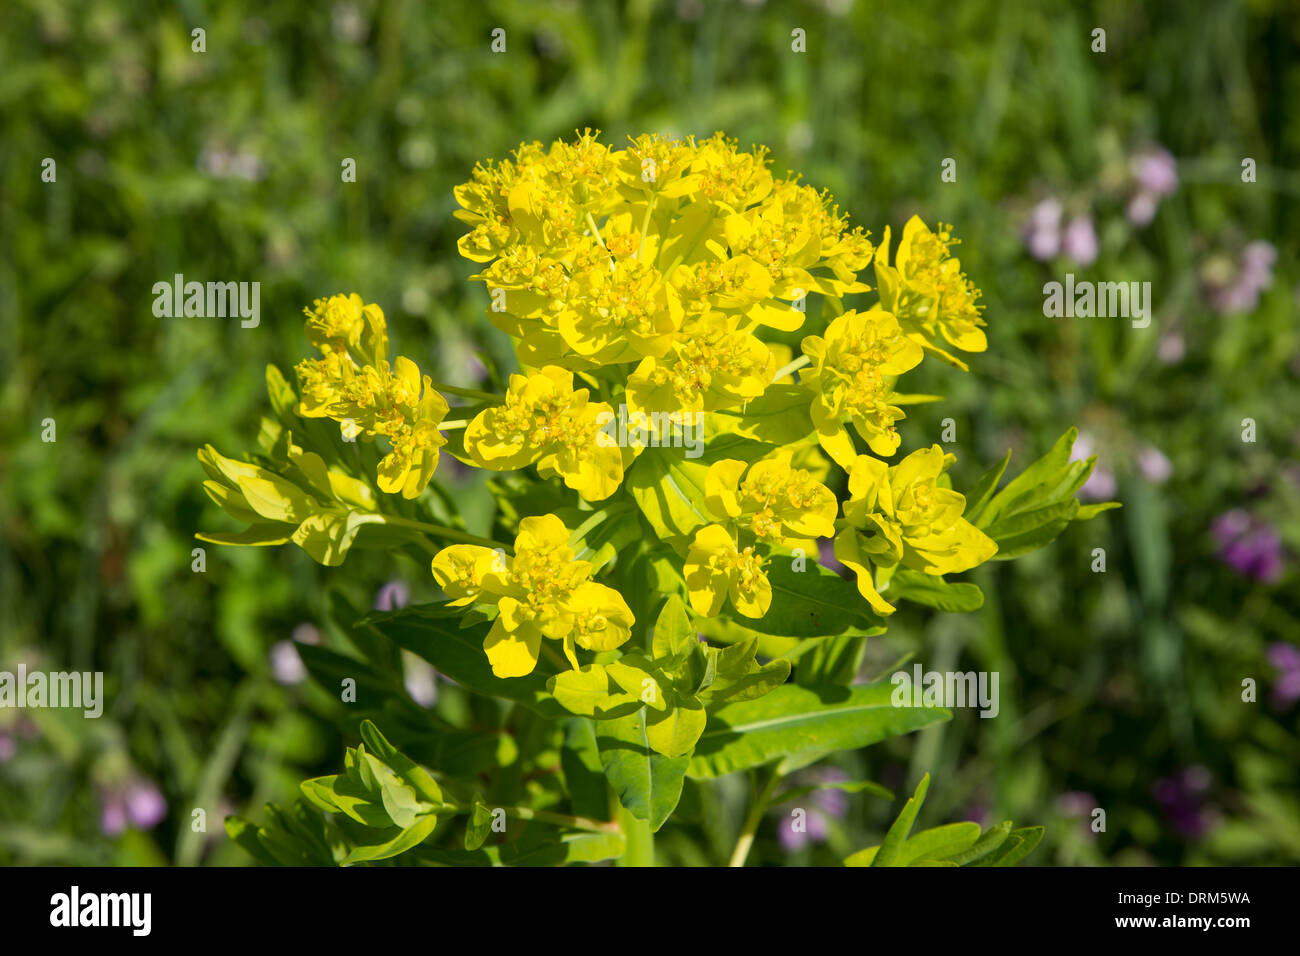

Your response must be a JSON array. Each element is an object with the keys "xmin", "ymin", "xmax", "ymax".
[{"xmin": 1, "ymin": 0, "xmax": 1297, "ymax": 865}]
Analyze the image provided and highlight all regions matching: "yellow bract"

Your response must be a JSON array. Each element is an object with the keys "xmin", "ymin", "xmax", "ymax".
[
  {"xmin": 876, "ymin": 216, "xmax": 986, "ymax": 367},
  {"xmin": 835, "ymin": 446, "xmax": 998, "ymax": 615},
  {"xmin": 684, "ymin": 524, "xmax": 772, "ymax": 620},
  {"xmin": 464, "ymin": 366, "xmax": 632, "ymax": 502},
  {"xmin": 294, "ymin": 294, "xmax": 448, "ymax": 499},
  {"xmin": 800, "ymin": 307, "xmax": 924, "ymax": 467},
  {"xmin": 704, "ymin": 451, "xmax": 837, "ymax": 551},
  {"xmin": 430, "ymin": 514, "xmax": 634, "ymax": 677}
]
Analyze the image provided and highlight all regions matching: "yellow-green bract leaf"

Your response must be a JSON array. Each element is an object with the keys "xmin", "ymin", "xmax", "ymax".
[
  {"xmin": 202, "ymin": 479, "xmax": 264, "ymax": 525},
  {"xmin": 651, "ymin": 595, "xmax": 695, "ymax": 660},
  {"xmin": 605, "ymin": 659, "xmax": 670, "ymax": 712},
  {"xmin": 549, "ymin": 665, "xmax": 641, "ymax": 719},
  {"xmin": 299, "ymin": 774, "xmax": 391, "ymax": 828},
  {"xmin": 237, "ymin": 472, "xmax": 315, "ymax": 523},
  {"xmin": 645, "ymin": 700, "xmax": 707, "ymax": 758},
  {"xmin": 195, "ymin": 525, "xmax": 294, "ymax": 547},
  {"xmin": 292, "ymin": 512, "xmax": 385, "ymax": 566},
  {"xmin": 698, "ymin": 636, "xmax": 790, "ymax": 706},
  {"xmin": 357, "ymin": 720, "xmax": 443, "ymax": 805},
  {"xmin": 707, "ymin": 384, "xmax": 815, "ymax": 445},
  {"xmin": 688, "ymin": 683, "xmax": 949, "ymax": 778}
]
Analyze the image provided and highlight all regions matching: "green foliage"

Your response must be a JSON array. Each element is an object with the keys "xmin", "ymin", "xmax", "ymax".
[{"xmin": 845, "ymin": 775, "xmax": 1043, "ymax": 867}]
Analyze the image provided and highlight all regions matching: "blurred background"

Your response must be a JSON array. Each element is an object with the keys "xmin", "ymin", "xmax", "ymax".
[{"xmin": 1, "ymin": 0, "xmax": 1297, "ymax": 865}]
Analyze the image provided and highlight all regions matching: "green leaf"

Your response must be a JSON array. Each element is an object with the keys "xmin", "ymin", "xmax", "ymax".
[
  {"xmin": 986, "ymin": 826, "xmax": 1045, "ymax": 866},
  {"xmin": 465, "ymin": 794, "xmax": 492, "ymax": 851},
  {"xmin": 596, "ymin": 709, "xmax": 690, "ymax": 831},
  {"xmin": 362, "ymin": 604, "xmax": 565, "ymax": 717},
  {"xmin": 942, "ymin": 820, "xmax": 1012, "ymax": 865},
  {"xmin": 549, "ymin": 665, "xmax": 641, "ymax": 719},
  {"xmin": 746, "ymin": 554, "xmax": 888, "ymax": 637},
  {"xmin": 895, "ymin": 822, "xmax": 982, "ymax": 865},
  {"xmin": 340, "ymin": 815, "xmax": 438, "ymax": 865},
  {"xmin": 626, "ymin": 435, "xmax": 774, "ymax": 546},
  {"xmin": 419, "ymin": 830, "xmax": 626, "ymax": 867},
  {"xmin": 871, "ymin": 774, "xmax": 930, "ymax": 866},
  {"xmin": 976, "ymin": 428, "xmax": 1077, "ymax": 528},
  {"xmin": 962, "ymin": 449, "xmax": 1011, "ymax": 524},
  {"xmin": 560, "ymin": 718, "xmax": 612, "ymax": 822},
  {"xmin": 885, "ymin": 569, "xmax": 984, "ymax": 612},
  {"xmin": 645, "ymin": 700, "xmax": 707, "ymax": 758},
  {"xmin": 652, "ymin": 595, "xmax": 695, "ymax": 660},
  {"xmin": 688, "ymin": 682, "xmax": 950, "ymax": 778}
]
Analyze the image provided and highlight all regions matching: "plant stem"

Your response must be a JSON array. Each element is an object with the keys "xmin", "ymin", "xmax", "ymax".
[
  {"xmin": 616, "ymin": 805, "xmax": 655, "ymax": 866},
  {"xmin": 771, "ymin": 354, "xmax": 810, "ymax": 383},
  {"xmin": 432, "ymin": 382, "xmax": 501, "ymax": 403},
  {"xmin": 435, "ymin": 801, "xmax": 617, "ymax": 835},
  {"xmin": 384, "ymin": 515, "xmax": 506, "ymax": 551},
  {"xmin": 729, "ymin": 766, "xmax": 783, "ymax": 867}
]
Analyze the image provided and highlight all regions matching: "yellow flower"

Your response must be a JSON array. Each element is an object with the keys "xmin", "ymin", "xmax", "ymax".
[
  {"xmin": 557, "ymin": 255, "xmax": 681, "ymax": 364},
  {"xmin": 875, "ymin": 216, "xmax": 986, "ymax": 365},
  {"xmin": 704, "ymin": 451, "xmax": 837, "ymax": 550},
  {"xmin": 684, "ymin": 524, "xmax": 771, "ymax": 619},
  {"xmin": 430, "ymin": 514, "xmax": 634, "ymax": 677},
  {"xmin": 834, "ymin": 446, "xmax": 997, "ymax": 615},
  {"xmin": 294, "ymin": 296, "xmax": 448, "ymax": 499},
  {"xmin": 302, "ymin": 293, "xmax": 389, "ymax": 367},
  {"xmin": 625, "ymin": 315, "xmax": 774, "ymax": 414},
  {"xmin": 800, "ymin": 307, "xmax": 924, "ymax": 467},
  {"xmin": 464, "ymin": 366, "xmax": 631, "ymax": 501}
]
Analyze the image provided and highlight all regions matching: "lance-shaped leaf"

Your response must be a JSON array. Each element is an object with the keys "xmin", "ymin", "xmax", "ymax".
[{"xmin": 688, "ymin": 681, "xmax": 950, "ymax": 778}]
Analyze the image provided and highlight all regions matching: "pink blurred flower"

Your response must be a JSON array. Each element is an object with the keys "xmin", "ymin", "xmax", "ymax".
[
  {"xmin": 1127, "ymin": 147, "xmax": 1177, "ymax": 226},
  {"xmin": 1136, "ymin": 444, "xmax": 1172, "ymax": 483},
  {"xmin": 374, "ymin": 579, "xmax": 411, "ymax": 611},
  {"xmin": 1070, "ymin": 432, "xmax": 1115, "ymax": 500},
  {"xmin": 1061, "ymin": 216, "xmax": 1098, "ymax": 267},
  {"xmin": 1024, "ymin": 198, "xmax": 1063, "ymax": 261}
]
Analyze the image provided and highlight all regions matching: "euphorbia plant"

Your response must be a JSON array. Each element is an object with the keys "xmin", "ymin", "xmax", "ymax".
[{"xmin": 202, "ymin": 131, "xmax": 1116, "ymax": 866}]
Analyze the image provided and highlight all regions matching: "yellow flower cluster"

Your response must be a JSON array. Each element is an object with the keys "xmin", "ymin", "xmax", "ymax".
[
  {"xmin": 431, "ymin": 514, "xmax": 634, "ymax": 677},
  {"xmin": 453, "ymin": 130, "xmax": 876, "ymax": 497},
  {"xmin": 294, "ymin": 294, "xmax": 449, "ymax": 499},
  {"xmin": 835, "ymin": 446, "xmax": 997, "ymax": 615},
  {"xmin": 440, "ymin": 131, "xmax": 999, "ymax": 657},
  {"xmin": 686, "ymin": 451, "xmax": 838, "ymax": 619}
]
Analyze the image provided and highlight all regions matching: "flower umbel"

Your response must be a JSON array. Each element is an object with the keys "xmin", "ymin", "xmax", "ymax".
[{"xmin": 431, "ymin": 514, "xmax": 634, "ymax": 677}]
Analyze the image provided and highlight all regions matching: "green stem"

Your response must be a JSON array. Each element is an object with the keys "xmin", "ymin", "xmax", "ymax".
[
  {"xmin": 432, "ymin": 382, "xmax": 501, "ymax": 403},
  {"xmin": 384, "ymin": 515, "xmax": 507, "ymax": 551},
  {"xmin": 616, "ymin": 805, "xmax": 655, "ymax": 866},
  {"xmin": 635, "ymin": 195, "xmax": 658, "ymax": 260},
  {"xmin": 586, "ymin": 210, "xmax": 609, "ymax": 250},
  {"xmin": 435, "ymin": 801, "xmax": 617, "ymax": 835},
  {"xmin": 771, "ymin": 354, "xmax": 810, "ymax": 383},
  {"xmin": 729, "ymin": 766, "xmax": 783, "ymax": 867}
]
